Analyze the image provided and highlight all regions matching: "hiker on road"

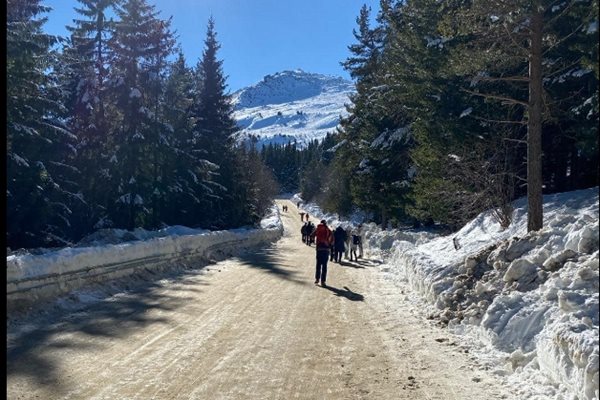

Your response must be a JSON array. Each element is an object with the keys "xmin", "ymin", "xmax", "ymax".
[
  {"xmin": 301, "ymin": 223, "xmax": 308, "ymax": 244},
  {"xmin": 357, "ymin": 224, "xmax": 364, "ymax": 258},
  {"xmin": 312, "ymin": 220, "xmax": 333, "ymax": 286},
  {"xmin": 344, "ymin": 226, "xmax": 352, "ymax": 260},
  {"xmin": 299, "ymin": 212, "xmax": 305, "ymax": 222},
  {"xmin": 333, "ymin": 225, "xmax": 347, "ymax": 263}
]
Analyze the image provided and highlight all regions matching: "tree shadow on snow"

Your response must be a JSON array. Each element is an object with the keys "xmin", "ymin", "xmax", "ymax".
[
  {"xmin": 322, "ymin": 285, "xmax": 364, "ymax": 302},
  {"xmin": 236, "ymin": 245, "xmax": 307, "ymax": 285},
  {"xmin": 337, "ymin": 260, "xmax": 366, "ymax": 269},
  {"xmin": 6, "ymin": 267, "xmax": 212, "ymax": 395}
]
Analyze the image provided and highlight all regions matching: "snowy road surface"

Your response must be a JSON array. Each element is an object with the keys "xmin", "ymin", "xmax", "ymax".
[{"xmin": 7, "ymin": 200, "xmax": 517, "ymax": 399}]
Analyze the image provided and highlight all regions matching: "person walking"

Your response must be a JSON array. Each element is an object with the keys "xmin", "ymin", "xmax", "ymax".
[
  {"xmin": 344, "ymin": 226, "xmax": 352, "ymax": 260},
  {"xmin": 357, "ymin": 224, "xmax": 364, "ymax": 258},
  {"xmin": 301, "ymin": 222, "xmax": 308, "ymax": 244},
  {"xmin": 329, "ymin": 231, "xmax": 336, "ymax": 262},
  {"xmin": 313, "ymin": 219, "xmax": 332, "ymax": 286},
  {"xmin": 333, "ymin": 225, "xmax": 347, "ymax": 263},
  {"xmin": 299, "ymin": 212, "xmax": 305, "ymax": 222},
  {"xmin": 306, "ymin": 221, "xmax": 315, "ymax": 246},
  {"xmin": 349, "ymin": 232, "xmax": 360, "ymax": 261}
]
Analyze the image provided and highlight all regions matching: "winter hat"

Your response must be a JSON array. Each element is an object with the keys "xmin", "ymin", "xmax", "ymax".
[{"xmin": 320, "ymin": 220, "xmax": 327, "ymax": 225}]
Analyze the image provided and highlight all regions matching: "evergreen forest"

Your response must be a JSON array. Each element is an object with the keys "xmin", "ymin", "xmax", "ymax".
[
  {"xmin": 7, "ymin": 0, "xmax": 277, "ymax": 249},
  {"xmin": 6, "ymin": 0, "xmax": 599, "ymax": 250},
  {"xmin": 287, "ymin": 0, "xmax": 598, "ymax": 231}
]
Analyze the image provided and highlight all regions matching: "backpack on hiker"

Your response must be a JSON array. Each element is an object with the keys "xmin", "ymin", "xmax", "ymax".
[{"xmin": 352, "ymin": 234, "xmax": 361, "ymax": 245}]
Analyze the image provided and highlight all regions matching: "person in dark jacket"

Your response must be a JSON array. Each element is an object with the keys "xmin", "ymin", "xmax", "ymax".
[
  {"xmin": 301, "ymin": 223, "xmax": 308, "ymax": 243},
  {"xmin": 333, "ymin": 226, "xmax": 347, "ymax": 263},
  {"xmin": 306, "ymin": 221, "xmax": 315, "ymax": 245}
]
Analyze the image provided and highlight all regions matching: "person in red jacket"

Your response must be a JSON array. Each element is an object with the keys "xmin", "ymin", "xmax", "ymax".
[{"xmin": 312, "ymin": 219, "xmax": 333, "ymax": 286}]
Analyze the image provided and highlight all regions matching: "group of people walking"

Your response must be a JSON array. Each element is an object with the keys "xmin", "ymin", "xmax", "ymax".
[
  {"xmin": 301, "ymin": 221, "xmax": 315, "ymax": 245},
  {"xmin": 281, "ymin": 202, "xmax": 365, "ymax": 287},
  {"xmin": 308, "ymin": 219, "xmax": 364, "ymax": 287},
  {"xmin": 299, "ymin": 211, "xmax": 309, "ymax": 222}
]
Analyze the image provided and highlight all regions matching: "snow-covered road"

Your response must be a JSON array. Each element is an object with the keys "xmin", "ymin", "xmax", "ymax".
[{"xmin": 7, "ymin": 200, "xmax": 518, "ymax": 399}]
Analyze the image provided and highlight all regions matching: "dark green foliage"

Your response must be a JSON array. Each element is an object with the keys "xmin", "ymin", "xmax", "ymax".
[
  {"xmin": 305, "ymin": 0, "xmax": 598, "ymax": 231},
  {"xmin": 190, "ymin": 17, "xmax": 247, "ymax": 229},
  {"xmin": 7, "ymin": 0, "xmax": 79, "ymax": 248},
  {"xmin": 57, "ymin": 0, "xmax": 120, "ymax": 237},
  {"xmin": 7, "ymin": 6, "xmax": 278, "ymax": 249}
]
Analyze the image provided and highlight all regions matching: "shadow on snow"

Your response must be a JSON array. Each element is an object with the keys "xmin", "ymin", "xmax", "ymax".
[
  {"xmin": 235, "ymin": 244, "xmax": 308, "ymax": 286},
  {"xmin": 321, "ymin": 285, "xmax": 364, "ymax": 302},
  {"xmin": 6, "ymin": 266, "xmax": 213, "ymax": 395}
]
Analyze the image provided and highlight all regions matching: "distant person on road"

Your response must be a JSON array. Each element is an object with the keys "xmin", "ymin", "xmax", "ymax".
[
  {"xmin": 301, "ymin": 222, "xmax": 308, "ymax": 243},
  {"xmin": 349, "ymin": 232, "xmax": 360, "ymax": 261},
  {"xmin": 344, "ymin": 226, "xmax": 352, "ymax": 260},
  {"xmin": 333, "ymin": 225, "xmax": 347, "ymax": 263},
  {"xmin": 305, "ymin": 213, "xmax": 309, "ymax": 222},
  {"xmin": 299, "ymin": 212, "xmax": 305, "ymax": 222},
  {"xmin": 307, "ymin": 221, "xmax": 315, "ymax": 245},
  {"xmin": 357, "ymin": 224, "xmax": 364, "ymax": 258},
  {"xmin": 297, "ymin": 201, "xmax": 301, "ymax": 208},
  {"xmin": 313, "ymin": 220, "xmax": 333, "ymax": 286},
  {"xmin": 329, "ymin": 230, "xmax": 336, "ymax": 262}
]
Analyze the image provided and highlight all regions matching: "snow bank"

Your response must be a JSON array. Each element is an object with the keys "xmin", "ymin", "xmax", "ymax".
[
  {"xmin": 296, "ymin": 188, "xmax": 598, "ymax": 400},
  {"xmin": 384, "ymin": 188, "xmax": 599, "ymax": 400},
  {"xmin": 7, "ymin": 206, "xmax": 283, "ymax": 311}
]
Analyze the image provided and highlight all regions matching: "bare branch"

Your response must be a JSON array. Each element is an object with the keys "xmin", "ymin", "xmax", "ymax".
[
  {"xmin": 502, "ymin": 22, "xmax": 529, "ymax": 55},
  {"xmin": 502, "ymin": 137, "xmax": 527, "ymax": 144},
  {"xmin": 543, "ymin": 14, "xmax": 592, "ymax": 55},
  {"xmin": 471, "ymin": 115, "xmax": 528, "ymax": 125},
  {"xmin": 462, "ymin": 88, "xmax": 529, "ymax": 107},
  {"xmin": 477, "ymin": 75, "xmax": 529, "ymax": 83},
  {"xmin": 544, "ymin": 0, "xmax": 577, "ymax": 28},
  {"xmin": 543, "ymin": 56, "xmax": 584, "ymax": 78}
]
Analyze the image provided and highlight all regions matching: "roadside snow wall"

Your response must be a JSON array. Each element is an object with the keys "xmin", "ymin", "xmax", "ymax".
[
  {"xmin": 7, "ymin": 211, "xmax": 283, "ymax": 312},
  {"xmin": 378, "ymin": 188, "xmax": 599, "ymax": 400}
]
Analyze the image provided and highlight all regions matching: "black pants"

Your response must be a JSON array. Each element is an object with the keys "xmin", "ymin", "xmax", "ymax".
[
  {"xmin": 316, "ymin": 250, "xmax": 329, "ymax": 283},
  {"xmin": 334, "ymin": 249, "xmax": 344, "ymax": 263}
]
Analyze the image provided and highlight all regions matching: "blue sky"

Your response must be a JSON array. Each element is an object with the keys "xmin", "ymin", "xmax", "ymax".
[{"xmin": 43, "ymin": 0, "xmax": 381, "ymax": 92}]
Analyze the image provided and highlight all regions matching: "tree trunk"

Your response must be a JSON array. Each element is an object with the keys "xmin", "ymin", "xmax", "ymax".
[{"xmin": 527, "ymin": 8, "xmax": 544, "ymax": 232}]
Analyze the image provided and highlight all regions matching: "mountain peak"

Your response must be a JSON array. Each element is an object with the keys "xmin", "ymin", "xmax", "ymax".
[
  {"xmin": 233, "ymin": 70, "xmax": 353, "ymax": 109},
  {"xmin": 232, "ymin": 70, "xmax": 355, "ymax": 148}
]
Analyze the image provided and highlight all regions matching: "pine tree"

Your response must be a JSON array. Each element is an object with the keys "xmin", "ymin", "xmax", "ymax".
[
  {"xmin": 191, "ymin": 17, "xmax": 242, "ymax": 228},
  {"xmin": 7, "ymin": 0, "xmax": 78, "ymax": 248},
  {"xmin": 142, "ymin": 17, "xmax": 176, "ymax": 228},
  {"xmin": 60, "ymin": 0, "xmax": 120, "ymax": 235},
  {"xmin": 161, "ymin": 51, "xmax": 216, "ymax": 225},
  {"xmin": 442, "ymin": 0, "xmax": 599, "ymax": 231},
  {"xmin": 107, "ymin": 0, "xmax": 174, "ymax": 230},
  {"xmin": 380, "ymin": 0, "xmax": 514, "ymax": 228}
]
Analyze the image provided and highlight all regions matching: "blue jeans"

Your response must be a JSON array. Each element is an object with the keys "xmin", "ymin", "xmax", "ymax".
[{"xmin": 315, "ymin": 250, "xmax": 329, "ymax": 283}]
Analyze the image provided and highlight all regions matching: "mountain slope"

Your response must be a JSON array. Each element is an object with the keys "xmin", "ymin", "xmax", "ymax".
[{"xmin": 232, "ymin": 69, "xmax": 354, "ymax": 148}]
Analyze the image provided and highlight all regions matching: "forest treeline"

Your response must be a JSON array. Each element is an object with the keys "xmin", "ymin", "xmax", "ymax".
[
  {"xmin": 7, "ymin": 0, "xmax": 277, "ymax": 249},
  {"xmin": 279, "ymin": 0, "xmax": 597, "ymax": 230},
  {"xmin": 6, "ymin": 0, "xmax": 599, "ymax": 249}
]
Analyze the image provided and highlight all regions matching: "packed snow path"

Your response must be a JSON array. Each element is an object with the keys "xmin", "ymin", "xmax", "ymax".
[{"xmin": 7, "ymin": 200, "xmax": 517, "ymax": 399}]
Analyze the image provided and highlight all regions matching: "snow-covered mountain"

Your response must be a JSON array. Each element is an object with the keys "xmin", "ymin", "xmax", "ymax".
[{"xmin": 232, "ymin": 69, "xmax": 355, "ymax": 148}]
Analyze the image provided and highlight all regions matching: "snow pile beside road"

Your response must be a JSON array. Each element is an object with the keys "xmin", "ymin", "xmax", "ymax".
[
  {"xmin": 386, "ymin": 188, "xmax": 599, "ymax": 400},
  {"xmin": 294, "ymin": 188, "xmax": 598, "ymax": 400},
  {"xmin": 7, "ymin": 206, "xmax": 284, "ymax": 310}
]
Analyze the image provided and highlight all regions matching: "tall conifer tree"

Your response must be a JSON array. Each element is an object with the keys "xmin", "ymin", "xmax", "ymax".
[
  {"xmin": 192, "ymin": 17, "xmax": 241, "ymax": 228},
  {"xmin": 107, "ymin": 0, "xmax": 175, "ymax": 229},
  {"xmin": 7, "ymin": 0, "xmax": 78, "ymax": 248}
]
